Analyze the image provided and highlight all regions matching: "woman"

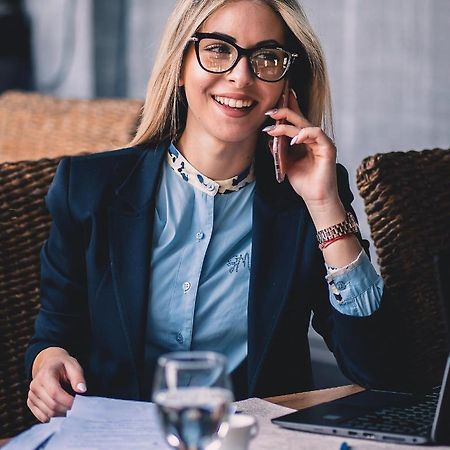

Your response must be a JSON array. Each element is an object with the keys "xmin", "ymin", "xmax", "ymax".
[{"xmin": 25, "ymin": 0, "xmax": 404, "ymax": 423}]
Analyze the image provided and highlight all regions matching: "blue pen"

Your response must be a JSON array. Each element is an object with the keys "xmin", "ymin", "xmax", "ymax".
[{"xmin": 340, "ymin": 443, "xmax": 351, "ymax": 450}]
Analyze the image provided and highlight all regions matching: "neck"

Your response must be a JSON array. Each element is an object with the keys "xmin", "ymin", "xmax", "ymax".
[{"xmin": 176, "ymin": 130, "xmax": 257, "ymax": 180}]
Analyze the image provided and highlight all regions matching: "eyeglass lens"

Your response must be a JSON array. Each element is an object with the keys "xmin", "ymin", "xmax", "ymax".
[{"xmin": 198, "ymin": 38, "xmax": 290, "ymax": 81}]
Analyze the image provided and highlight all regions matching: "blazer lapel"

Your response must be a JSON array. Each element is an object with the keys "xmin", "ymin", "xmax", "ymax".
[
  {"xmin": 108, "ymin": 144, "xmax": 166, "ymax": 384},
  {"xmin": 247, "ymin": 176, "xmax": 307, "ymax": 395}
]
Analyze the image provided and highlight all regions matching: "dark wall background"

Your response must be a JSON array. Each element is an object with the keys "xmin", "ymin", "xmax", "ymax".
[{"xmin": 0, "ymin": 0, "xmax": 32, "ymax": 92}]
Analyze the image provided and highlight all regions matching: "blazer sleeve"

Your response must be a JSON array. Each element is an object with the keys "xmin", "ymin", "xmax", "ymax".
[
  {"xmin": 310, "ymin": 164, "xmax": 411, "ymax": 391},
  {"xmin": 24, "ymin": 158, "xmax": 90, "ymax": 379}
]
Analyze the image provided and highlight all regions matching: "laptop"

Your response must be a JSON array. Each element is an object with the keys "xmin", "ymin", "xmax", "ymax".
[{"xmin": 272, "ymin": 250, "xmax": 450, "ymax": 445}]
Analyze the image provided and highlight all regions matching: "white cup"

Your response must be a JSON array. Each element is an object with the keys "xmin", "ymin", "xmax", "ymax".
[{"xmin": 219, "ymin": 414, "xmax": 258, "ymax": 450}]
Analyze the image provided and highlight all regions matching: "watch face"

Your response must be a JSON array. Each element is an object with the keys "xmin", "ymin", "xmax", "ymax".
[
  {"xmin": 347, "ymin": 212, "xmax": 355, "ymax": 225},
  {"xmin": 349, "ymin": 212, "xmax": 359, "ymax": 231},
  {"xmin": 345, "ymin": 213, "xmax": 358, "ymax": 234}
]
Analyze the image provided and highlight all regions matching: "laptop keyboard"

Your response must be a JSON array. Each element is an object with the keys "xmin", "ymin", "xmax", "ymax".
[{"xmin": 345, "ymin": 388, "xmax": 440, "ymax": 435}]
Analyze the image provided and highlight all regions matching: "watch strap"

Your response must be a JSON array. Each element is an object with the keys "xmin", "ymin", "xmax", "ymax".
[{"xmin": 316, "ymin": 211, "xmax": 359, "ymax": 245}]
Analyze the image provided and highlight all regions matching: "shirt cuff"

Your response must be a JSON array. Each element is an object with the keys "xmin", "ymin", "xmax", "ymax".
[{"xmin": 325, "ymin": 250, "xmax": 384, "ymax": 316}]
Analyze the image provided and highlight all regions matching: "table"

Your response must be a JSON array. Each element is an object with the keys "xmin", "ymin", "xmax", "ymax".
[
  {"xmin": 0, "ymin": 384, "xmax": 364, "ymax": 448},
  {"xmin": 266, "ymin": 383, "xmax": 364, "ymax": 410}
]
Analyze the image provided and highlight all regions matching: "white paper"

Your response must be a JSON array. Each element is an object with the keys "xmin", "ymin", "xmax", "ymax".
[
  {"xmin": 45, "ymin": 416, "xmax": 170, "ymax": 450},
  {"xmin": 3, "ymin": 417, "xmax": 63, "ymax": 450},
  {"xmin": 45, "ymin": 396, "xmax": 170, "ymax": 450},
  {"xmin": 68, "ymin": 395, "xmax": 156, "ymax": 421}
]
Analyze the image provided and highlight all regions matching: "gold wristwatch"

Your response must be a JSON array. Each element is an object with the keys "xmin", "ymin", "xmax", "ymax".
[{"xmin": 316, "ymin": 211, "xmax": 359, "ymax": 245}]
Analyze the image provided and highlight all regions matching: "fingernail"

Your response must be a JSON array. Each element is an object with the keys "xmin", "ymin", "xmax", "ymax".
[
  {"xmin": 264, "ymin": 109, "xmax": 278, "ymax": 116},
  {"xmin": 77, "ymin": 383, "xmax": 87, "ymax": 393},
  {"xmin": 290, "ymin": 88, "xmax": 298, "ymax": 99},
  {"xmin": 262, "ymin": 125, "xmax": 276, "ymax": 132},
  {"xmin": 290, "ymin": 135, "xmax": 299, "ymax": 146}
]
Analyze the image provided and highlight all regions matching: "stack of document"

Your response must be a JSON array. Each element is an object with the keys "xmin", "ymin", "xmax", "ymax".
[{"xmin": 4, "ymin": 396, "xmax": 171, "ymax": 449}]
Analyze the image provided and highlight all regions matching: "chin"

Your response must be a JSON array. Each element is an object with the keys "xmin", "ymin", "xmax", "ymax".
[{"xmin": 215, "ymin": 124, "xmax": 261, "ymax": 142}]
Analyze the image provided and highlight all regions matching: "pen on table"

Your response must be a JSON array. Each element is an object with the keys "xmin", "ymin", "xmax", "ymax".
[{"xmin": 340, "ymin": 442, "xmax": 351, "ymax": 450}]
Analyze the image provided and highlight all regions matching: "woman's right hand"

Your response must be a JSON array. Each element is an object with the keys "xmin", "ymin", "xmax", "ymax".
[{"xmin": 27, "ymin": 347, "xmax": 87, "ymax": 422}]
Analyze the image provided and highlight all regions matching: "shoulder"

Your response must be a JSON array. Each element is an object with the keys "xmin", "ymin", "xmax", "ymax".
[
  {"xmin": 66, "ymin": 144, "xmax": 150, "ymax": 179},
  {"xmin": 47, "ymin": 143, "xmax": 165, "ymax": 218}
]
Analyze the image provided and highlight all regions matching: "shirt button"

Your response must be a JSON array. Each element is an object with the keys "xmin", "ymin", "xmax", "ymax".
[
  {"xmin": 335, "ymin": 281, "xmax": 346, "ymax": 290},
  {"xmin": 195, "ymin": 231, "xmax": 204, "ymax": 241},
  {"xmin": 207, "ymin": 183, "xmax": 215, "ymax": 191},
  {"xmin": 176, "ymin": 332, "xmax": 184, "ymax": 344},
  {"xmin": 183, "ymin": 281, "xmax": 191, "ymax": 292}
]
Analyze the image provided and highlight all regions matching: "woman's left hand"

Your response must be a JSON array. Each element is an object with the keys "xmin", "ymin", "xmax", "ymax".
[{"xmin": 264, "ymin": 91, "xmax": 339, "ymax": 211}]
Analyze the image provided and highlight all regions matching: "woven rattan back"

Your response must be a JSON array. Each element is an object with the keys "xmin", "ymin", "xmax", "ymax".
[
  {"xmin": 0, "ymin": 90, "xmax": 142, "ymax": 162},
  {"xmin": 0, "ymin": 157, "xmax": 63, "ymax": 437},
  {"xmin": 356, "ymin": 148, "xmax": 450, "ymax": 386},
  {"xmin": 0, "ymin": 90, "xmax": 142, "ymax": 437}
]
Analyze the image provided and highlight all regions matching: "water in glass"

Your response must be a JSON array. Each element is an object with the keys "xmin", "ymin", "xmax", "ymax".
[{"xmin": 153, "ymin": 351, "xmax": 233, "ymax": 450}]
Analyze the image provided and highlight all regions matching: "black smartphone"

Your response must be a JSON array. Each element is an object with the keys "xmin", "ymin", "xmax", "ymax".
[{"xmin": 271, "ymin": 80, "xmax": 290, "ymax": 183}]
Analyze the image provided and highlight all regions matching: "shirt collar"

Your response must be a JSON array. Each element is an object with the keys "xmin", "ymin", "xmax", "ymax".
[{"xmin": 167, "ymin": 143, "xmax": 255, "ymax": 196}]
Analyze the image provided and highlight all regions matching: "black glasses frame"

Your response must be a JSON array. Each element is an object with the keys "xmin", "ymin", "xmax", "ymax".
[{"xmin": 190, "ymin": 32, "xmax": 298, "ymax": 82}]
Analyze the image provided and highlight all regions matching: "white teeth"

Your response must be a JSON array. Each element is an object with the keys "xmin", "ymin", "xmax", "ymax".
[{"xmin": 214, "ymin": 96, "xmax": 254, "ymax": 109}]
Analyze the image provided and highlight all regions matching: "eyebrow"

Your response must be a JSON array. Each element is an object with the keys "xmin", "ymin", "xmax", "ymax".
[{"xmin": 211, "ymin": 31, "xmax": 283, "ymax": 47}]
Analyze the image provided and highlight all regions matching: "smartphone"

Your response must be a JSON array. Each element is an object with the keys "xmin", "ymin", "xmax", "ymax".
[{"xmin": 271, "ymin": 80, "xmax": 290, "ymax": 183}]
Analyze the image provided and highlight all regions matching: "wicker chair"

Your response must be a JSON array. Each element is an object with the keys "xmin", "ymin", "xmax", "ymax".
[
  {"xmin": 0, "ymin": 90, "xmax": 142, "ymax": 162},
  {"xmin": 356, "ymin": 148, "xmax": 450, "ymax": 387},
  {"xmin": 0, "ymin": 91, "xmax": 142, "ymax": 438}
]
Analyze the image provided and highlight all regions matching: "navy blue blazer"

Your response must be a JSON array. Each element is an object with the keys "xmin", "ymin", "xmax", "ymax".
[{"xmin": 25, "ymin": 142, "xmax": 407, "ymax": 400}]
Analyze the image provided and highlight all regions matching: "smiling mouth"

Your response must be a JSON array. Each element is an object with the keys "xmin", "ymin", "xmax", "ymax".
[{"xmin": 213, "ymin": 95, "xmax": 256, "ymax": 110}]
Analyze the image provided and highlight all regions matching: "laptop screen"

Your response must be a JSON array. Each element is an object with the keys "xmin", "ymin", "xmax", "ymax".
[{"xmin": 435, "ymin": 248, "xmax": 450, "ymax": 347}]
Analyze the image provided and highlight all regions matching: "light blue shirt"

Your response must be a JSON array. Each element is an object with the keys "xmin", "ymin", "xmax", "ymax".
[
  {"xmin": 145, "ymin": 144, "xmax": 383, "ymax": 373},
  {"xmin": 326, "ymin": 250, "xmax": 384, "ymax": 316},
  {"xmin": 146, "ymin": 144, "xmax": 255, "ymax": 373}
]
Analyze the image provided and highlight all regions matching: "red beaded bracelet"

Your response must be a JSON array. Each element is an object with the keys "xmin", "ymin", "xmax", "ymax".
[{"xmin": 318, "ymin": 234, "xmax": 350, "ymax": 250}]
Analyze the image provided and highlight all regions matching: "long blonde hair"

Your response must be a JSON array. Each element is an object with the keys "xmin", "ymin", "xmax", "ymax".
[{"xmin": 131, "ymin": 0, "xmax": 333, "ymax": 146}]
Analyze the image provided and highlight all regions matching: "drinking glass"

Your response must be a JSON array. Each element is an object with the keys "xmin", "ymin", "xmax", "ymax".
[{"xmin": 153, "ymin": 351, "xmax": 234, "ymax": 450}]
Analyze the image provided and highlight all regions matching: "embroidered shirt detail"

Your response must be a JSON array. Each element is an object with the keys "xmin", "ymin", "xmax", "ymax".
[
  {"xmin": 227, "ymin": 253, "xmax": 251, "ymax": 273},
  {"xmin": 167, "ymin": 144, "xmax": 255, "ymax": 196}
]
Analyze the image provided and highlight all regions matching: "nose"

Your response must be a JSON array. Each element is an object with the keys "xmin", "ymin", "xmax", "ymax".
[{"xmin": 226, "ymin": 55, "xmax": 254, "ymax": 87}]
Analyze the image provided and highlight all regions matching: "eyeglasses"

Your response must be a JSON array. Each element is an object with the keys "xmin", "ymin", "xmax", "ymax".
[{"xmin": 189, "ymin": 32, "xmax": 298, "ymax": 82}]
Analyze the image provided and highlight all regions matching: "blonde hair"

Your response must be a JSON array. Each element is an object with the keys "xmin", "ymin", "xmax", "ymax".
[{"xmin": 131, "ymin": 0, "xmax": 333, "ymax": 146}]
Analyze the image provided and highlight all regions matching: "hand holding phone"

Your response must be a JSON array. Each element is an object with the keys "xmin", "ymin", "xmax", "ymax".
[{"xmin": 270, "ymin": 81, "xmax": 290, "ymax": 183}]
